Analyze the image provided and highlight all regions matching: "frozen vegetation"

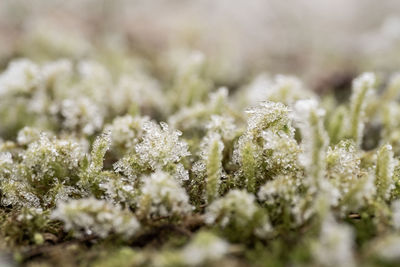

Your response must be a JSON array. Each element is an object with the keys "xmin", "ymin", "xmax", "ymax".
[
  {"xmin": 2, "ymin": 2, "xmax": 400, "ymax": 266},
  {"xmin": 1, "ymin": 54, "xmax": 400, "ymax": 267}
]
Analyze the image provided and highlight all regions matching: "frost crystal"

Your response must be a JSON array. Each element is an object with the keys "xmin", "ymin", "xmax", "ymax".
[
  {"xmin": 107, "ymin": 115, "xmax": 150, "ymax": 153},
  {"xmin": 115, "ymin": 121, "xmax": 190, "ymax": 182},
  {"xmin": 138, "ymin": 171, "xmax": 192, "ymax": 219},
  {"xmin": 246, "ymin": 101, "xmax": 292, "ymax": 135},
  {"xmin": 0, "ymin": 152, "xmax": 12, "ymax": 166},
  {"xmin": 61, "ymin": 97, "xmax": 104, "ymax": 135},
  {"xmin": 89, "ymin": 131, "xmax": 111, "ymax": 174},
  {"xmin": 235, "ymin": 100, "xmax": 299, "ymax": 192},
  {"xmin": 51, "ymin": 198, "xmax": 140, "ymax": 239},
  {"xmin": 7, "ymin": 133, "xmax": 86, "ymax": 207},
  {"xmin": 205, "ymin": 190, "xmax": 271, "ymax": 239},
  {"xmin": 326, "ymin": 140, "xmax": 365, "ymax": 206},
  {"xmin": 136, "ymin": 121, "xmax": 189, "ymax": 168}
]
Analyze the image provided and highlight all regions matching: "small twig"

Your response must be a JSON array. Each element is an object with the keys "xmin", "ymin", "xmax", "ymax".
[{"xmin": 348, "ymin": 213, "xmax": 361, "ymax": 219}]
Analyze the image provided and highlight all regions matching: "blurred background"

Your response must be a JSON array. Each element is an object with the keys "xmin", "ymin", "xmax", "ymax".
[{"xmin": 1, "ymin": 0, "xmax": 400, "ymax": 89}]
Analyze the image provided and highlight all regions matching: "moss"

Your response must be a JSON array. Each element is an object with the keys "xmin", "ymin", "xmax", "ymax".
[{"xmin": 1, "ymin": 26, "xmax": 400, "ymax": 267}]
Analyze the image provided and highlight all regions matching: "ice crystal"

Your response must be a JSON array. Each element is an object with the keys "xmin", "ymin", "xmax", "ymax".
[
  {"xmin": 246, "ymin": 101, "xmax": 293, "ymax": 136},
  {"xmin": 138, "ymin": 171, "xmax": 192, "ymax": 219},
  {"xmin": 205, "ymin": 190, "xmax": 271, "ymax": 239},
  {"xmin": 60, "ymin": 97, "xmax": 104, "ymax": 135},
  {"xmin": 235, "ymin": 100, "xmax": 299, "ymax": 192},
  {"xmin": 1, "ymin": 44, "xmax": 400, "ymax": 266},
  {"xmin": 115, "ymin": 121, "xmax": 190, "ymax": 182},
  {"xmin": 2, "ymin": 133, "xmax": 86, "ymax": 207},
  {"xmin": 89, "ymin": 131, "xmax": 111, "ymax": 174},
  {"xmin": 136, "ymin": 121, "xmax": 189, "ymax": 168},
  {"xmin": 107, "ymin": 115, "xmax": 150, "ymax": 153},
  {"xmin": 326, "ymin": 140, "xmax": 364, "ymax": 205}
]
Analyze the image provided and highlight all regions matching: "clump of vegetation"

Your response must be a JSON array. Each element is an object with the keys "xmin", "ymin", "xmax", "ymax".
[{"xmin": 3, "ymin": 28, "xmax": 400, "ymax": 267}]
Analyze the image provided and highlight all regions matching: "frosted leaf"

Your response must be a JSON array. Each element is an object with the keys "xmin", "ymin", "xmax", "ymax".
[
  {"xmin": 107, "ymin": 115, "xmax": 150, "ymax": 152},
  {"xmin": 206, "ymin": 115, "xmax": 237, "ymax": 140},
  {"xmin": 205, "ymin": 190, "xmax": 271, "ymax": 238},
  {"xmin": 199, "ymin": 132, "xmax": 224, "ymax": 202},
  {"xmin": 138, "ymin": 170, "xmax": 192, "ymax": 218},
  {"xmin": 205, "ymin": 190, "xmax": 256, "ymax": 227},
  {"xmin": 100, "ymin": 178, "xmax": 137, "ymax": 206},
  {"xmin": 89, "ymin": 131, "xmax": 111, "ymax": 174},
  {"xmin": 258, "ymin": 175, "xmax": 299, "ymax": 205},
  {"xmin": 327, "ymin": 141, "xmax": 360, "ymax": 180},
  {"xmin": 261, "ymin": 129, "xmax": 300, "ymax": 174},
  {"xmin": 61, "ymin": 97, "xmax": 104, "ymax": 135},
  {"xmin": 376, "ymin": 144, "xmax": 396, "ymax": 200},
  {"xmin": 0, "ymin": 152, "xmax": 12, "ymax": 166},
  {"xmin": 20, "ymin": 133, "xmax": 84, "ymax": 197},
  {"xmin": 168, "ymin": 87, "xmax": 231, "ymax": 135},
  {"xmin": 113, "ymin": 156, "xmax": 139, "ymax": 180},
  {"xmin": 1, "ymin": 180, "xmax": 41, "ymax": 208},
  {"xmin": 326, "ymin": 140, "xmax": 361, "ymax": 201},
  {"xmin": 174, "ymin": 163, "xmax": 189, "ymax": 182},
  {"xmin": 246, "ymin": 101, "xmax": 292, "ymax": 135},
  {"xmin": 51, "ymin": 197, "xmax": 140, "ymax": 239},
  {"xmin": 136, "ymin": 121, "xmax": 190, "ymax": 168}
]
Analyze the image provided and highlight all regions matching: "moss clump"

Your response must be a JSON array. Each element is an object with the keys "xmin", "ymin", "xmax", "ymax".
[{"xmin": 3, "ymin": 27, "xmax": 400, "ymax": 267}]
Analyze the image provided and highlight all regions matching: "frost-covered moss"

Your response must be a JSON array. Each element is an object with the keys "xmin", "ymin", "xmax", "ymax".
[{"xmin": 2, "ymin": 45, "xmax": 400, "ymax": 267}]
